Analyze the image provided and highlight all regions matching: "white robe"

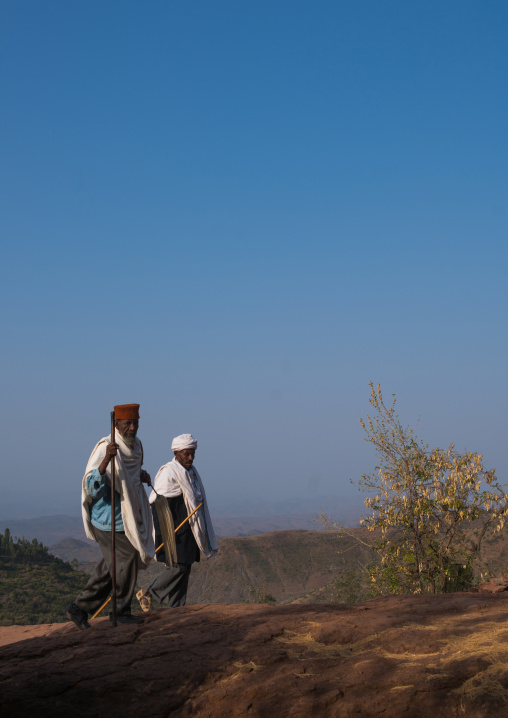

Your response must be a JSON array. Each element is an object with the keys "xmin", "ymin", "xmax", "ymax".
[
  {"xmin": 81, "ymin": 433, "xmax": 155, "ymax": 568},
  {"xmin": 150, "ymin": 458, "xmax": 218, "ymax": 558}
]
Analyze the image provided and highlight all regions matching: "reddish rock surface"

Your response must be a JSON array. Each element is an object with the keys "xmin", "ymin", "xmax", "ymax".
[
  {"xmin": 479, "ymin": 577, "xmax": 508, "ymax": 593},
  {"xmin": 2, "ymin": 594, "xmax": 508, "ymax": 717},
  {"xmin": 0, "ymin": 622, "xmax": 64, "ymax": 648}
]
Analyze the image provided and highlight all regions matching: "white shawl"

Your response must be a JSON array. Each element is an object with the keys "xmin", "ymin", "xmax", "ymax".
[
  {"xmin": 150, "ymin": 458, "xmax": 218, "ymax": 558},
  {"xmin": 81, "ymin": 434, "xmax": 155, "ymax": 568}
]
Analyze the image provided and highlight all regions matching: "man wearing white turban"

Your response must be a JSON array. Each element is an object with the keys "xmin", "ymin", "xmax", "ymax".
[{"xmin": 136, "ymin": 433, "xmax": 218, "ymax": 610}]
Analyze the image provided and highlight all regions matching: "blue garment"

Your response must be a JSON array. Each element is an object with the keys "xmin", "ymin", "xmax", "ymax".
[{"xmin": 86, "ymin": 468, "xmax": 124, "ymax": 531}]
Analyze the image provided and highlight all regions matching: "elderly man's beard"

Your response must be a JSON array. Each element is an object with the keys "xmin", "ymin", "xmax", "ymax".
[{"xmin": 119, "ymin": 432, "xmax": 136, "ymax": 448}]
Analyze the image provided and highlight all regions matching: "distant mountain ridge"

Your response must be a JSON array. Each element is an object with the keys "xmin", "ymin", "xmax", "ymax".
[
  {"xmin": 0, "ymin": 515, "xmax": 88, "ymax": 547},
  {"xmin": 0, "ymin": 497, "xmax": 363, "ymax": 546},
  {"xmin": 49, "ymin": 538, "xmax": 101, "ymax": 564},
  {"xmin": 186, "ymin": 529, "xmax": 364, "ymax": 605},
  {"xmin": 212, "ymin": 495, "xmax": 364, "ymax": 519}
]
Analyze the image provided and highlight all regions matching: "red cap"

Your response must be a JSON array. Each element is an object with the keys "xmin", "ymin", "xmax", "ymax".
[{"xmin": 114, "ymin": 404, "xmax": 140, "ymax": 420}]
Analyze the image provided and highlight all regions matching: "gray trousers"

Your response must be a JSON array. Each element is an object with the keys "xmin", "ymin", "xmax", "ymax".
[
  {"xmin": 148, "ymin": 563, "xmax": 192, "ymax": 607},
  {"xmin": 74, "ymin": 528, "xmax": 139, "ymax": 616}
]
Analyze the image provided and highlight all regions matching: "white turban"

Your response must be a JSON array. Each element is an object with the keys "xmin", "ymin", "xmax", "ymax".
[{"xmin": 172, "ymin": 433, "xmax": 198, "ymax": 451}]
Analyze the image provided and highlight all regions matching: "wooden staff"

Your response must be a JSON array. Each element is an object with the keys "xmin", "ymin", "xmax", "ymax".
[
  {"xmin": 91, "ymin": 502, "xmax": 203, "ymax": 619},
  {"xmin": 110, "ymin": 410, "xmax": 117, "ymax": 628}
]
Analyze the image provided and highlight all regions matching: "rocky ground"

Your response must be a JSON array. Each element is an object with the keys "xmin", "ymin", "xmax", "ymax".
[{"xmin": 2, "ymin": 593, "xmax": 508, "ymax": 717}]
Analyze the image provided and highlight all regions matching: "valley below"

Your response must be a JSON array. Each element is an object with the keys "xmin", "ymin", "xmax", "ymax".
[{"xmin": 50, "ymin": 528, "xmax": 373, "ymax": 606}]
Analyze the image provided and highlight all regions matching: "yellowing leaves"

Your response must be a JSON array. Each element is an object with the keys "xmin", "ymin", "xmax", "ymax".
[{"xmin": 357, "ymin": 383, "xmax": 508, "ymax": 595}]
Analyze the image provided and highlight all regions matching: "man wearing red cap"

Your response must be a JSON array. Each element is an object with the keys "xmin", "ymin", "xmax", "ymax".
[{"xmin": 65, "ymin": 404, "xmax": 155, "ymax": 629}]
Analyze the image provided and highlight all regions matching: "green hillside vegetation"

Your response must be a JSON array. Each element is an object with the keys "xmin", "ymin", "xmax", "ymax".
[{"xmin": 0, "ymin": 528, "xmax": 90, "ymax": 625}]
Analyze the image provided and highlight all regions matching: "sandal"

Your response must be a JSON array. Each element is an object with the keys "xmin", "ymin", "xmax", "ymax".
[{"xmin": 136, "ymin": 589, "xmax": 152, "ymax": 612}]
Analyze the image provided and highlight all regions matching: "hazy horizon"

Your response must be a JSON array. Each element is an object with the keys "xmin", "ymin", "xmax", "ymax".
[{"xmin": 1, "ymin": 492, "xmax": 367, "ymax": 523}]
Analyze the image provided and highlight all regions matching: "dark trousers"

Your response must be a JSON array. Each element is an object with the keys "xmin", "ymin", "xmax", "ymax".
[
  {"xmin": 148, "ymin": 563, "xmax": 192, "ymax": 607},
  {"xmin": 75, "ymin": 528, "xmax": 139, "ymax": 616}
]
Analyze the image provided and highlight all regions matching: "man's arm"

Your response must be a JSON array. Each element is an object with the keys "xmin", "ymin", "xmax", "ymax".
[
  {"xmin": 85, "ymin": 468, "xmax": 117, "ymax": 499},
  {"xmin": 153, "ymin": 465, "xmax": 182, "ymax": 498},
  {"xmin": 85, "ymin": 442, "xmax": 119, "ymax": 497},
  {"xmin": 98, "ymin": 441, "xmax": 119, "ymax": 476}
]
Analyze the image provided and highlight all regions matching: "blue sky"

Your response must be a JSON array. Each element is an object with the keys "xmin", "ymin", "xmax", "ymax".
[{"xmin": 1, "ymin": 1, "xmax": 507, "ymax": 518}]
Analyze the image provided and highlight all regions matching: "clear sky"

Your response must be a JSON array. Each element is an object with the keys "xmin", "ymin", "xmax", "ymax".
[{"xmin": 1, "ymin": 1, "xmax": 507, "ymax": 518}]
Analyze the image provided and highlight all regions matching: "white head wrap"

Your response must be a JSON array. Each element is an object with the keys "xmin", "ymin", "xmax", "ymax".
[{"xmin": 172, "ymin": 433, "xmax": 198, "ymax": 451}]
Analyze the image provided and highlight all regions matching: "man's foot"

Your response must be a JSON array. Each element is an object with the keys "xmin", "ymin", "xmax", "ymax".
[
  {"xmin": 136, "ymin": 588, "xmax": 152, "ymax": 612},
  {"xmin": 65, "ymin": 602, "xmax": 91, "ymax": 631},
  {"xmin": 109, "ymin": 613, "xmax": 143, "ymax": 624}
]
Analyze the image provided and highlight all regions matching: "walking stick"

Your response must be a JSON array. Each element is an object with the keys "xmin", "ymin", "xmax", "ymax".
[
  {"xmin": 91, "ymin": 502, "xmax": 203, "ymax": 619},
  {"xmin": 110, "ymin": 410, "xmax": 117, "ymax": 628}
]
